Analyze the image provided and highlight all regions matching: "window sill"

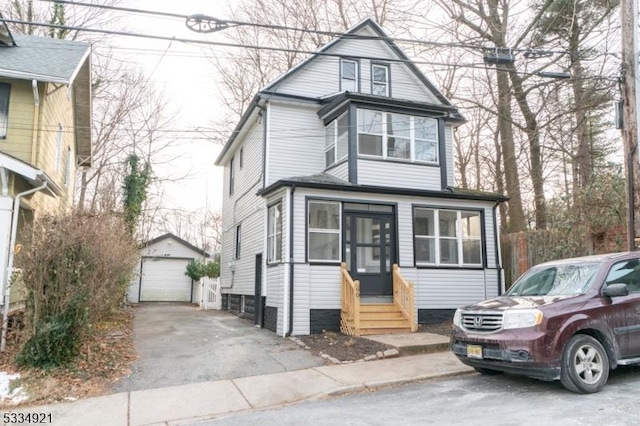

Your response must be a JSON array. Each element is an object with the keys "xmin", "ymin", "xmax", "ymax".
[
  {"xmin": 358, "ymin": 155, "xmax": 439, "ymax": 167},
  {"xmin": 415, "ymin": 264, "xmax": 485, "ymax": 270}
]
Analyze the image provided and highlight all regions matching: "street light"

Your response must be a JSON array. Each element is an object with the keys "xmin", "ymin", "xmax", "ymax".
[{"xmin": 186, "ymin": 14, "xmax": 237, "ymax": 34}]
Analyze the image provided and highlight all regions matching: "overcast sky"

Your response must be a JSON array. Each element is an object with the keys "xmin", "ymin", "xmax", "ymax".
[{"xmin": 115, "ymin": 0, "xmax": 242, "ymax": 213}]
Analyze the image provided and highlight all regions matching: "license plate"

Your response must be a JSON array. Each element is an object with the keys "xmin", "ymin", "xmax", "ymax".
[{"xmin": 467, "ymin": 344, "xmax": 483, "ymax": 359}]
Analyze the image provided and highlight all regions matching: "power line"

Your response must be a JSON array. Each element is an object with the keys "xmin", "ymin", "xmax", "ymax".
[
  {"xmin": 4, "ymin": 19, "xmax": 618, "ymax": 84},
  {"xmin": 36, "ymin": 0, "xmax": 610, "ymax": 58}
]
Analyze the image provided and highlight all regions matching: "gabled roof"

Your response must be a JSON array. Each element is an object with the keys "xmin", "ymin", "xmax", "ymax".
[
  {"xmin": 262, "ymin": 18, "xmax": 457, "ymax": 111},
  {"xmin": 0, "ymin": 33, "xmax": 90, "ymax": 84},
  {"xmin": 216, "ymin": 19, "xmax": 464, "ymax": 166},
  {"xmin": 142, "ymin": 233, "xmax": 210, "ymax": 257}
]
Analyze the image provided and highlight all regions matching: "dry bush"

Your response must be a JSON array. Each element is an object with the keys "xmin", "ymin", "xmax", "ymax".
[{"xmin": 14, "ymin": 212, "xmax": 138, "ymax": 367}]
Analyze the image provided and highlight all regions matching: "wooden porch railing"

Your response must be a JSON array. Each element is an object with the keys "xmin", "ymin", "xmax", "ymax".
[
  {"xmin": 392, "ymin": 264, "xmax": 417, "ymax": 332},
  {"xmin": 340, "ymin": 262, "xmax": 361, "ymax": 336}
]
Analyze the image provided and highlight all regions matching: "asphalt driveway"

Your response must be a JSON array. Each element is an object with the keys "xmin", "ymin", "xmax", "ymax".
[{"xmin": 111, "ymin": 303, "xmax": 325, "ymax": 392}]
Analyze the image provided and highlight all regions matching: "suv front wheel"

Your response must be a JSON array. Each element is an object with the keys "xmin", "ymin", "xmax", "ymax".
[{"xmin": 560, "ymin": 334, "xmax": 609, "ymax": 394}]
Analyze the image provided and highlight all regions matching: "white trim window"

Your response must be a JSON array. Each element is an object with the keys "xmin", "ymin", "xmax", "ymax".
[
  {"xmin": 308, "ymin": 201, "xmax": 341, "ymax": 262},
  {"xmin": 64, "ymin": 146, "xmax": 71, "ymax": 187},
  {"xmin": 55, "ymin": 124, "xmax": 63, "ymax": 172},
  {"xmin": 358, "ymin": 108, "xmax": 438, "ymax": 163},
  {"xmin": 414, "ymin": 207, "xmax": 482, "ymax": 266},
  {"xmin": 341, "ymin": 59, "xmax": 358, "ymax": 92},
  {"xmin": 267, "ymin": 202, "xmax": 282, "ymax": 263},
  {"xmin": 0, "ymin": 83, "xmax": 9, "ymax": 139},
  {"xmin": 324, "ymin": 112, "xmax": 349, "ymax": 167},
  {"xmin": 371, "ymin": 64, "xmax": 389, "ymax": 96},
  {"xmin": 235, "ymin": 224, "xmax": 241, "ymax": 259}
]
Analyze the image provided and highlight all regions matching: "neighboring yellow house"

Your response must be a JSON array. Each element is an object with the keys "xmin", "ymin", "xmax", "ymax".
[{"xmin": 0, "ymin": 17, "xmax": 92, "ymax": 315}]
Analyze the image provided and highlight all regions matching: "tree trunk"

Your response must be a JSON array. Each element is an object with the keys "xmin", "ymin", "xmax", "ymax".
[
  {"xmin": 496, "ymin": 69, "xmax": 526, "ymax": 232},
  {"xmin": 508, "ymin": 68, "xmax": 546, "ymax": 229}
]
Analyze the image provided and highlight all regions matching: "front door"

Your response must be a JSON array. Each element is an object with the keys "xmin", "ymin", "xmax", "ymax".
[{"xmin": 344, "ymin": 211, "xmax": 395, "ymax": 296}]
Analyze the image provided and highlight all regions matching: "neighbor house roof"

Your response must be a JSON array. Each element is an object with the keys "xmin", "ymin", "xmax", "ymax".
[
  {"xmin": 0, "ymin": 33, "xmax": 90, "ymax": 84},
  {"xmin": 0, "ymin": 29, "xmax": 93, "ymax": 167},
  {"xmin": 0, "ymin": 151, "xmax": 63, "ymax": 197}
]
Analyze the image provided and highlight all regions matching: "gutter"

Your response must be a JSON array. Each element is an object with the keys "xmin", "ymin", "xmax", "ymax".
[
  {"xmin": 286, "ymin": 185, "xmax": 296, "ymax": 336},
  {"xmin": 493, "ymin": 201, "xmax": 504, "ymax": 295},
  {"xmin": 30, "ymin": 80, "xmax": 40, "ymax": 165},
  {"xmin": 1, "ymin": 181, "xmax": 48, "ymax": 351}
]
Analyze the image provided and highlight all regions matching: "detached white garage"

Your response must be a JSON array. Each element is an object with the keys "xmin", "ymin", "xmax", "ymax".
[{"xmin": 127, "ymin": 233, "xmax": 208, "ymax": 303}]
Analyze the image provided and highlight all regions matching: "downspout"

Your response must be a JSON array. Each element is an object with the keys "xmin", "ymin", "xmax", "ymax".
[
  {"xmin": 287, "ymin": 185, "xmax": 296, "ymax": 336},
  {"xmin": 1, "ymin": 181, "xmax": 48, "ymax": 351},
  {"xmin": 31, "ymin": 80, "xmax": 40, "ymax": 165},
  {"xmin": 493, "ymin": 201, "xmax": 504, "ymax": 295}
]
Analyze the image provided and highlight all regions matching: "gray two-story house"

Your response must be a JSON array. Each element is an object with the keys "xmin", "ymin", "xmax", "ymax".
[{"xmin": 215, "ymin": 19, "xmax": 506, "ymax": 337}]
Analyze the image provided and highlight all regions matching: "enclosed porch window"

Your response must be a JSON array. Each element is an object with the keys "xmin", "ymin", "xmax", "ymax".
[{"xmin": 413, "ymin": 207, "xmax": 482, "ymax": 267}]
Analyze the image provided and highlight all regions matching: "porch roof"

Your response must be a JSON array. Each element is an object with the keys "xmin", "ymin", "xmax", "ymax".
[{"xmin": 257, "ymin": 173, "xmax": 508, "ymax": 203}]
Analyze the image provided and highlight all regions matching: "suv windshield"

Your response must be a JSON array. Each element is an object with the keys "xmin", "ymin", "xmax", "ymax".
[{"xmin": 506, "ymin": 262, "xmax": 601, "ymax": 297}]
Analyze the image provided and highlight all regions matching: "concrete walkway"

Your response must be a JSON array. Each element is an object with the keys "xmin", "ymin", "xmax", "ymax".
[{"xmin": 10, "ymin": 335, "xmax": 473, "ymax": 426}]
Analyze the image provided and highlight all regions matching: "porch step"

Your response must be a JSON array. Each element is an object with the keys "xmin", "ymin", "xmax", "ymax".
[
  {"xmin": 360, "ymin": 303, "xmax": 400, "ymax": 312},
  {"xmin": 355, "ymin": 302, "xmax": 413, "ymax": 335}
]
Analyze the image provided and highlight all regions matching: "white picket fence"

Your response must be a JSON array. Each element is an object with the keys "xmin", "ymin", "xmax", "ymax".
[{"xmin": 199, "ymin": 277, "xmax": 221, "ymax": 310}]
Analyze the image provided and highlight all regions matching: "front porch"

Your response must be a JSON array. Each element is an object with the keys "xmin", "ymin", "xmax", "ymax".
[{"xmin": 340, "ymin": 263, "xmax": 418, "ymax": 336}]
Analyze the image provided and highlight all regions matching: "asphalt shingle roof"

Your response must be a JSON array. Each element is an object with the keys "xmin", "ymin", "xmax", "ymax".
[{"xmin": 0, "ymin": 33, "xmax": 90, "ymax": 84}]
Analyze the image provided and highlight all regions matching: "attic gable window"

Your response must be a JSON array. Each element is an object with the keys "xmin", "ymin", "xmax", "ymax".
[
  {"xmin": 324, "ymin": 112, "xmax": 349, "ymax": 167},
  {"xmin": 357, "ymin": 108, "xmax": 439, "ymax": 164},
  {"xmin": 341, "ymin": 59, "xmax": 358, "ymax": 92},
  {"xmin": 372, "ymin": 64, "xmax": 389, "ymax": 96},
  {"xmin": 229, "ymin": 156, "xmax": 235, "ymax": 196},
  {"xmin": 0, "ymin": 83, "xmax": 9, "ymax": 139}
]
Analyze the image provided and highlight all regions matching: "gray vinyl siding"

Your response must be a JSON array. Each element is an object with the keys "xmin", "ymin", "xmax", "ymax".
[
  {"xmin": 266, "ymin": 101, "xmax": 325, "ymax": 186},
  {"xmin": 357, "ymin": 158, "xmax": 441, "ymax": 190},
  {"xmin": 292, "ymin": 263, "xmax": 311, "ymax": 335},
  {"xmin": 271, "ymin": 27, "xmax": 440, "ymax": 105},
  {"xmin": 415, "ymin": 269, "xmax": 499, "ymax": 309},
  {"xmin": 220, "ymin": 117, "xmax": 264, "ymax": 294},
  {"xmin": 266, "ymin": 264, "xmax": 285, "ymax": 333},
  {"xmin": 445, "ymin": 126, "xmax": 455, "ymax": 186},
  {"xmin": 326, "ymin": 161, "xmax": 349, "ymax": 181}
]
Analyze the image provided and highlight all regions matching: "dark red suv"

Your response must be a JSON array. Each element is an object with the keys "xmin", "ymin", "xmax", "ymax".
[{"xmin": 450, "ymin": 252, "xmax": 640, "ymax": 393}]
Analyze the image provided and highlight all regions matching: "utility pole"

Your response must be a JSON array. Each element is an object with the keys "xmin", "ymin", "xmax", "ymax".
[{"xmin": 620, "ymin": 0, "xmax": 640, "ymax": 251}]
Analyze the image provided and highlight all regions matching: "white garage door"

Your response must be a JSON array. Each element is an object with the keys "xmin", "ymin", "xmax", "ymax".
[{"xmin": 139, "ymin": 257, "xmax": 193, "ymax": 302}]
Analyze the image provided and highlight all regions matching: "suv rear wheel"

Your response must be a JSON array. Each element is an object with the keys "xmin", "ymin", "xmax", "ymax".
[{"xmin": 560, "ymin": 334, "xmax": 609, "ymax": 394}]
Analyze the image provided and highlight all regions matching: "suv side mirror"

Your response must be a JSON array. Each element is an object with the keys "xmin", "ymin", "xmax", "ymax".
[{"xmin": 603, "ymin": 283, "xmax": 629, "ymax": 298}]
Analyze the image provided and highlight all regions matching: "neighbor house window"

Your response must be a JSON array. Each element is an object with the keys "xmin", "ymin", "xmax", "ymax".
[
  {"xmin": 308, "ymin": 201, "xmax": 340, "ymax": 262},
  {"xmin": 235, "ymin": 224, "xmax": 241, "ymax": 259},
  {"xmin": 229, "ymin": 156, "xmax": 235, "ymax": 196},
  {"xmin": 341, "ymin": 59, "xmax": 358, "ymax": 92},
  {"xmin": 267, "ymin": 202, "xmax": 282, "ymax": 263},
  {"xmin": 324, "ymin": 112, "xmax": 349, "ymax": 167},
  {"xmin": 55, "ymin": 125, "xmax": 63, "ymax": 172},
  {"xmin": 413, "ymin": 207, "xmax": 482, "ymax": 266},
  {"xmin": 63, "ymin": 146, "xmax": 71, "ymax": 187},
  {"xmin": 358, "ymin": 108, "xmax": 438, "ymax": 163},
  {"xmin": 239, "ymin": 147, "xmax": 244, "ymax": 169},
  {"xmin": 0, "ymin": 83, "xmax": 9, "ymax": 139},
  {"xmin": 371, "ymin": 64, "xmax": 389, "ymax": 96}
]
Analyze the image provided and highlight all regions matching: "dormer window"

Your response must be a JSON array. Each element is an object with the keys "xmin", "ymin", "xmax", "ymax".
[
  {"xmin": 372, "ymin": 64, "xmax": 389, "ymax": 96},
  {"xmin": 341, "ymin": 59, "xmax": 358, "ymax": 92}
]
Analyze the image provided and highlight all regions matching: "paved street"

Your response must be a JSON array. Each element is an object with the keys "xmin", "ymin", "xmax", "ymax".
[
  {"xmin": 112, "ymin": 303, "xmax": 324, "ymax": 392},
  {"xmin": 194, "ymin": 365, "xmax": 640, "ymax": 425}
]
